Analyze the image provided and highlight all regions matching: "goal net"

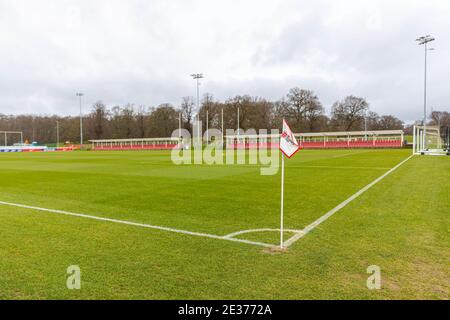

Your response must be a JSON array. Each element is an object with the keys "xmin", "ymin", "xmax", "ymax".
[
  {"xmin": 413, "ymin": 125, "xmax": 445, "ymax": 155},
  {"xmin": 0, "ymin": 131, "xmax": 24, "ymax": 147}
]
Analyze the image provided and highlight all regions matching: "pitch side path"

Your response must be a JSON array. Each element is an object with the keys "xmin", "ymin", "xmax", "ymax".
[{"xmin": 0, "ymin": 149, "xmax": 448, "ymax": 299}]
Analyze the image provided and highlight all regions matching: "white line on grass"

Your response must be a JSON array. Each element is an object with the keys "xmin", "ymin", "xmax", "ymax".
[
  {"xmin": 224, "ymin": 228, "xmax": 303, "ymax": 239},
  {"xmin": 289, "ymin": 165, "xmax": 391, "ymax": 170},
  {"xmin": 0, "ymin": 154, "xmax": 414, "ymax": 250},
  {"xmin": 283, "ymin": 155, "xmax": 414, "ymax": 248},
  {"xmin": 0, "ymin": 200, "xmax": 273, "ymax": 248},
  {"xmin": 330, "ymin": 150, "xmax": 374, "ymax": 159}
]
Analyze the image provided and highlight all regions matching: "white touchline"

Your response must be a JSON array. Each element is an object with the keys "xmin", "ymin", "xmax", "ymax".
[
  {"xmin": 291, "ymin": 165, "xmax": 391, "ymax": 170},
  {"xmin": 283, "ymin": 155, "xmax": 414, "ymax": 248},
  {"xmin": 0, "ymin": 200, "xmax": 273, "ymax": 248}
]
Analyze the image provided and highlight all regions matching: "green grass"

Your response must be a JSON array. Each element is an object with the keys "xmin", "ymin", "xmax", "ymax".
[{"xmin": 0, "ymin": 149, "xmax": 448, "ymax": 299}]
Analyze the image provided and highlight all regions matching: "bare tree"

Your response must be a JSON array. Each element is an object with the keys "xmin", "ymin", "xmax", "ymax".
[
  {"xmin": 120, "ymin": 104, "xmax": 135, "ymax": 138},
  {"xmin": 430, "ymin": 111, "xmax": 450, "ymax": 141},
  {"xmin": 304, "ymin": 96, "xmax": 324, "ymax": 132},
  {"xmin": 430, "ymin": 111, "xmax": 450, "ymax": 127},
  {"xmin": 331, "ymin": 96, "xmax": 369, "ymax": 131},
  {"xmin": 90, "ymin": 101, "xmax": 108, "ymax": 139},
  {"xmin": 201, "ymin": 93, "xmax": 215, "ymax": 130},
  {"xmin": 180, "ymin": 96, "xmax": 194, "ymax": 132},
  {"xmin": 270, "ymin": 99, "xmax": 288, "ymax": 129},
  {"xmin": 148, "ymin": 104, "xmax": 179, "ymax": 137},
  {"xmin": 135, "ymin": 105, "xmax": 147, "ymax": 138},
  {"xmin": 365, "ymin": 111, "xmax": 380, "ymax": 130},
  {"xmin": 377, "ymin": 115, "xmax": 403, "ymax": 130},
  {"xmin": 285, "ymin": 88, "xmax": 323, "ymax": 132},
  {"xmin": 223, "ymin": 96, "xmax": 245, "ymax": 130},
  {"xmin": 248, "ymin": 98, "xmax": 273, "ymax": 130}
]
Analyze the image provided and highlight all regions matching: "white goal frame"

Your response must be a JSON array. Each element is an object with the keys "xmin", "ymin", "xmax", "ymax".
[
  {"xmin": 412, "ymin": 125, "xmax": 446, "ymax": 156},
  {"xmin": 0, "ymin": 131, "xmax": 24, "ymax": 146}
]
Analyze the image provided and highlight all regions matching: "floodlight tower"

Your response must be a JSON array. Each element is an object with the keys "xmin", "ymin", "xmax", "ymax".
[
  {"xmin": 76, "ymin": 92, "xmax": 84, "ymax": 146},
  {"xmin": 416, "ymin": 35, "xmax": 435, "ymax": 150},
  {"xmin": 190, "ymin": 73, "xmax": 204, "ymax": 114},
  {"xmin": 190, "ymin": 73, "xmax": 204, "ymax": 144}
]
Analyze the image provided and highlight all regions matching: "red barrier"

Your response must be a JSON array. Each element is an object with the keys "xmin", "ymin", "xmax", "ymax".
[
  {"xmin": 228, "ymin": 142, "xmax": 279, "ymax": 149},
  {"xmin": 301, "ymin": 140, "xmax": 402, "ymax": 149},
  {"xmin": 55, "ymin": 147, "xmax": 75, "ymax": 151},
  {"xmin": 93, "ymin": 144, "xmax": 178, "ymax": 151},
  {"xmin": 93, "ymin": 140, "xmax": 402, "ymax": 151},
  {"xmin": 227, "ymin": 140, "xmax": 402, "ymax": 149}
]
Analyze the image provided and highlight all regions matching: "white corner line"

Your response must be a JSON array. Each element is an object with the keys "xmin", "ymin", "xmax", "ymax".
[
  {"xmin": 0, "ymin": 200, "xmax": 274, "ymax": 248},
  {"xmin": 224, "ymin": 228, "xmax": 303, "ymax": 239},
  {"xmin": 283, "ymin": 155, "xmax": 415, "ymax": 248}
]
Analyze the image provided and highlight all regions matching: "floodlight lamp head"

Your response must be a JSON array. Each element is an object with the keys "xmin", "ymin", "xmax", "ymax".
[
  {"xmin": 76, "ymin": 92, "xmax": 84, "ymax": 97},
  {"xmin": 416, "ymin": 35, "xmax": 435, "ymax": 45},
  {"xmin": 190, "ymin": 73, "xmax": 204, "ymax": 80}
]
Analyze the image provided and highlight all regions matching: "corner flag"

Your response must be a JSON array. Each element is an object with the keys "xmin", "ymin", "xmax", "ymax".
[
  {"xmin": 280, "ymin": 119, "xmax": 300, "ymax": 158},
  {"xmin": 279, "ymin": 119, "xmax": 300, "ymax": 249}
]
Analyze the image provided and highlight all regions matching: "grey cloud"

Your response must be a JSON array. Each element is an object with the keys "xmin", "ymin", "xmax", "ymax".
[{"xmin": 0, "ymin": 0, "xmax": 449, "ymax": 122}]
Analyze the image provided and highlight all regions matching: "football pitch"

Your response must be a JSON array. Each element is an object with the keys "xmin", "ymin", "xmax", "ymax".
[{"xmin": 0, "ymin": 149, "xmax": 448, "ymax": 299}]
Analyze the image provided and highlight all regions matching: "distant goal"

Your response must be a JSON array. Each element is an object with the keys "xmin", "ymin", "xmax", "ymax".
[
  {"xmin": 0, "ymin": 131, "xmax": 23, "ymax": 146},
  {"xmin": 0, "ymin": 131, "xmax": 24, "ymax": 152},
  {"xmin": 413, "ymin": 125, "xmax": 448, "ymax": 156}
]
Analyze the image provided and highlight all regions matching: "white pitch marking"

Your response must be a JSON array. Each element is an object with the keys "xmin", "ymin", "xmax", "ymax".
[
  {"xmin": 0, "ymin": 200, "xmax": 274, "ymax": 248},
  {"xmin": 283, "ymin": 155, "xmax": 414, "ymax": 248},
  {"xmin": 224, "ymin": 228, "xmax": 303, "ymax": 239},
  {"xmin": 290, "ymin": 165, "xmax": 390, "ymax": 170},
  {"xmin": 0, "ymin": 154, "xmax": 414, "ymax": 250}
]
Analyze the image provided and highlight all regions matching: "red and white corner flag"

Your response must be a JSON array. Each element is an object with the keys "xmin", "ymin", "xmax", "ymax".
[
  {"xmin": 278, "ymin": 119, "xmax": 300, "ymax": 249},
  {"xmin": 279, "ymin": 119, "xmax": 300, "ymax": 158}
]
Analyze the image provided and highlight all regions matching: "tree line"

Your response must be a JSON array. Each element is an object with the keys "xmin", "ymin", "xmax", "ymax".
[{"xmin": 0, "ymin": 87, "xmax": 448, "ymax": 144}]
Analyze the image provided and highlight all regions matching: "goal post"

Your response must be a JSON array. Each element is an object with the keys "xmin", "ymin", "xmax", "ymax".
[
  {"xmin": 413, "ymin": 125, "xmax": 446, "ymax": 155},
  {"xmin": 0, "ymin": 131, "xmax": 24, "ymax": 146}
]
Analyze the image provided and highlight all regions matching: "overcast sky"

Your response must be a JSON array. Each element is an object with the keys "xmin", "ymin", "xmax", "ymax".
[{"xmin": 0, "ymin": 0, "xmax": 449, "ymax": 122}]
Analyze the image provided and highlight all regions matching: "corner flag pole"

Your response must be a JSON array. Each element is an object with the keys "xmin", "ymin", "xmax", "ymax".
[
  {"xmin": 278, "ymin": 119, "xmax": 300, "ymax": 249},
  {"xmin": 280, "ymin": 153, "xmax": 285, "ymax": 248}
]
